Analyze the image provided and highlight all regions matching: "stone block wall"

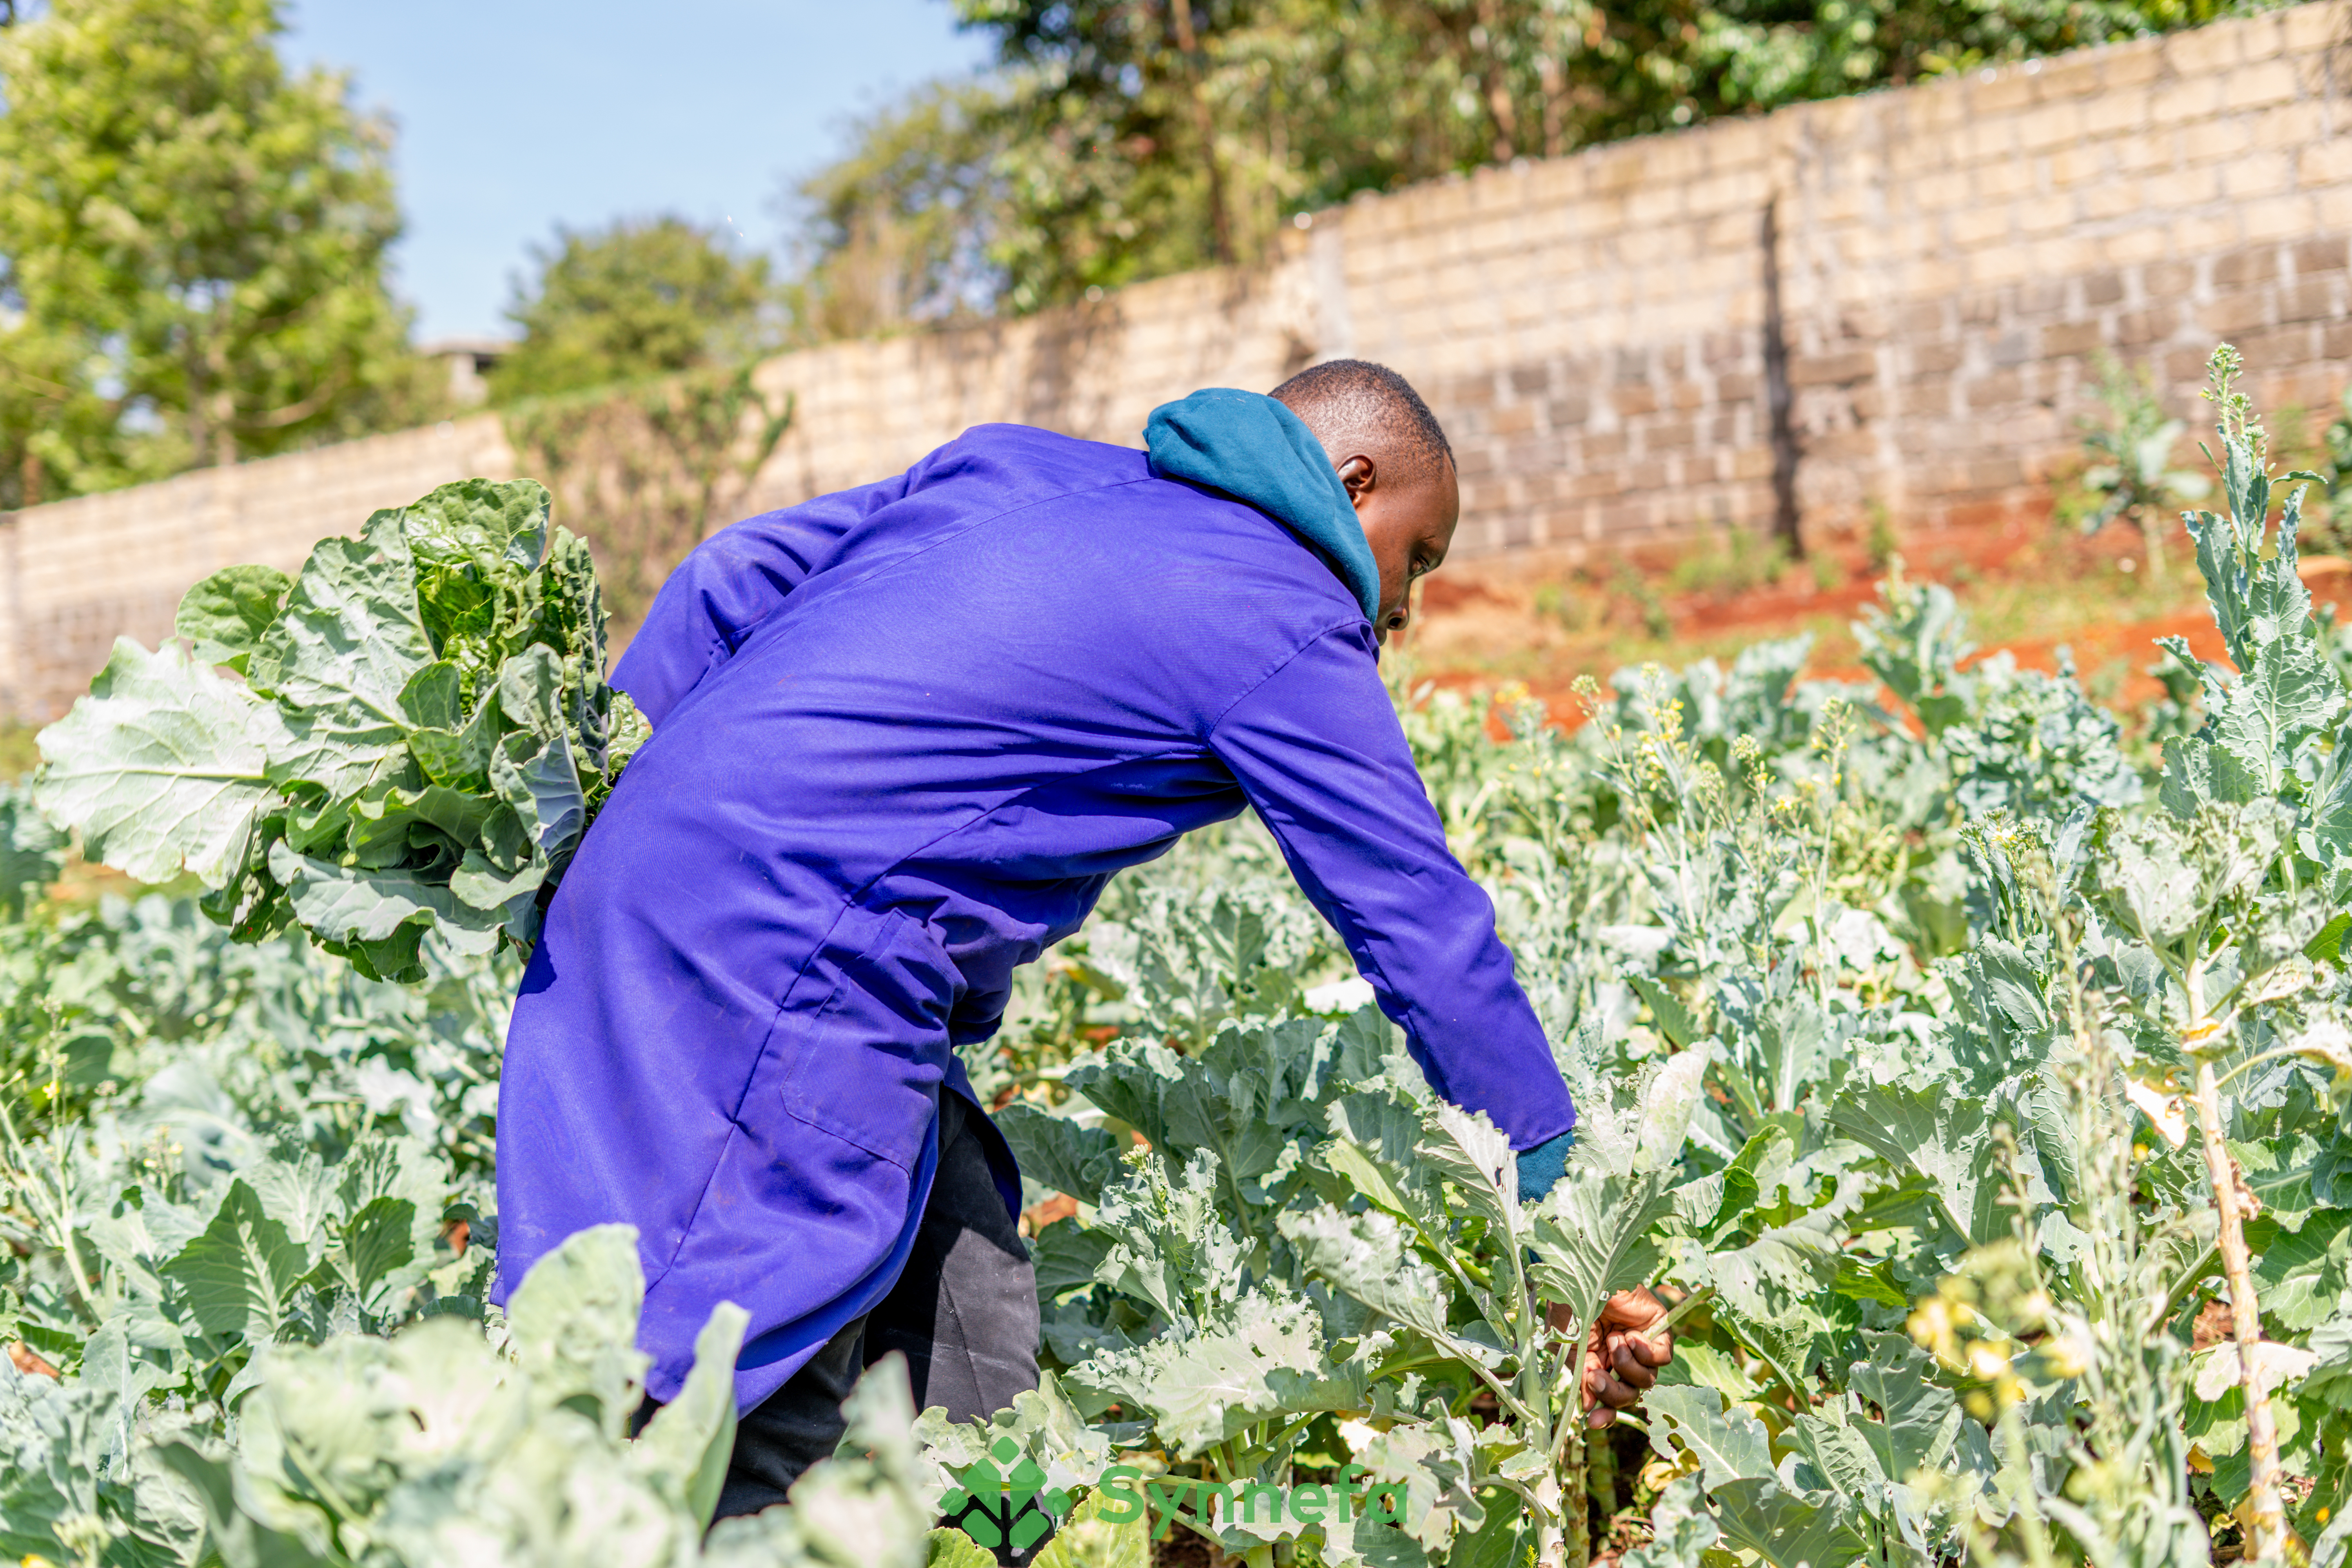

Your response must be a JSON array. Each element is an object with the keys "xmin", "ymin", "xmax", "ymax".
[{"xmin": 9, "ymin": 0, "xmax": 2352, "ymax": 718}]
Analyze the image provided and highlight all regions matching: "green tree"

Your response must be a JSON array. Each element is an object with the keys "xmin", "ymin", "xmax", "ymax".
[
  {"xmin": 488, "ymin": 217, "xmax": 776, "ymax": 403},
  {"xmin": 787, "ymin": 82, "xmax": 1008, "ymax": 341},
  {"xmin": 792, "ymin": 0, "xmax": 2267, "ymax": 323},
  {"xmin": 492, "ymin": 218, "xmax": 790, "ymax": 626},
  {"xmin": 0, "ymin": 0, "xmax": 435, "ymax": 506}
]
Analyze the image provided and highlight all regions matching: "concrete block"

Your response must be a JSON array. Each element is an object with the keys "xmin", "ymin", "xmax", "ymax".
[
  {"xmin": 2044, "ymin": 320, "xmax": 2104, "ymax": 355},
  {"xmin": 2165, "ymin": 21, "xmax": 2242, "ymax": 75},
  {"xmin": 1949, "ymin": 205, "xmax": 2014, "ymax": 249},
  {"xmin": 2152, "ymin": 78, "xmax": 2226, "ymax": 127},
  {"xmin": 2278, "ymin": 277, "xmax": 2339, "ymax": 321},
  {"xmin": 2213, "ymin": 241, "xmax": 2282, "ymax": 285},
  {"xmin": 2227, "ymin": 59, "xmax": 2301, "ymax": 110},
  {"xmin": 2221, "ymin": 152, "xmax": 2294, "ymax": 200},
  {"xmin": 2083, "ymin": 84, "xmax": 2152, "ymax": 138},
  {"xmin": 2106, "ymin": 227, "xmax": 2170, "ymax": 266},
  {"xmin": 1969, "ymin": 71, "xmax": 2040, "ymax": 116},
  {"xmin": 2236, "ymin": 10, "xmax": 2287, "ymax": 61},
  {"xmin": 2034, "ymin": 54, "xmax": 2105, "ymax": 102},
  {"xmin": 2201, "ymin": 289, "xmax": 2275, "ymax": 332},
  {"xmin": 2285, "ymin": 2, "xmax": 2348, "ymax": 53},
  {"xmin": 2294, "ymin": 234, "xmax": 2350, "ymax": 273},
  {"xmin": 2113, "ymin": 127, "xmax": 2183, "ymax": 174},
  {"xmin": 2188, "ymin": 115, "xmax": 2255, "ymax": 163},
  {"xmin": 2249, "ymin": 101, "xmax": 2327, "ymax": 152},
  {"xmin": 2245, "ymin": 193, "xmax": 2318, "ymax": 239},
  {"xmin": 2080, "ymin": 177, "xmax": 2141, "ymax": 223},
  {"xmin": 2049, "ymin": 144, "xmax": 2111, "ymax": 188},
  {"xmin": 2298, "ymin": 136, "xmax": 2352, "ymax": 185},
  {"xmin": 1974, "ymin": 156, "xmax": 2039, "ymax": 201},
  {"xmin": 2018, "ymin": 102, "xmax": 2086, "ymax": 153},
  {"xmin": 2019, "ymin": 193, "xmax": 2078, "ymax": 235}
]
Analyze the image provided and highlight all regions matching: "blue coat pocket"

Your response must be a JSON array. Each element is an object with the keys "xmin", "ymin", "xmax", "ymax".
[{"xmin": 776, "ymin": 906, "xmax": 958, "ymax": 1172}]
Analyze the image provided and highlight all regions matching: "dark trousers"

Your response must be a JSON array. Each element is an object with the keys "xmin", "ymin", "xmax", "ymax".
[{"xmin": 713, "ymin": 1093, "xmax": 1041, "ymax": 1520}]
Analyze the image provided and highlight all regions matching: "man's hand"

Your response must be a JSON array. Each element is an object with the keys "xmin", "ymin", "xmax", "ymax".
[{"xmin": 1570, "ymin": 1289, "xmax": 1674, "ymax": 1430}]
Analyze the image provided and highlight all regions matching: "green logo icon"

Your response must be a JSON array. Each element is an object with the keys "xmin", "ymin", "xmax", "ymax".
[{"xmin": 942, "ymin": 1438, "xmax": 1069, "ymax": 1553}]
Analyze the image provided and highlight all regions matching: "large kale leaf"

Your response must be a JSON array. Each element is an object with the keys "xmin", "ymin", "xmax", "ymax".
[{"xmin": 34, "ymin": 479, "xmax": 646, "ymax": 981}]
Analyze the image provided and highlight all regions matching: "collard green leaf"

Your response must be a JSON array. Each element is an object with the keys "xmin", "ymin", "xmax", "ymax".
[
  {"xmin": 630, "ymin": 1300, "xmax": 748, "ymax": 1529},
  {"xmin": 504, "ymin": 1222, "xmax": 652, "ymax": 1437},
  {"xmin": 2212, "ymin": 633, "xmax": 2343, "ymax": 796},
  {"xmin": 1629, "ymin": 976, "xmax": 1699, "ymax": 1049},
  {"xmin": 335, "ymin": 1196, "xmax": 420, "ymax": 1305},
  {"xmin": 1619, "ymin": 1477, "xmax": 1719, "ymax": 1568},
  {"xmin": 34, "ymin": 637, "xmax": 293, "ymax": 886},
  {"xmin": 1526, "ymin": 1169, "xmax": 1677, "ymax": 1328},
  {"xmin": 1843, "ymin": 1331, "xmax": 1964, "ymax": 1483},
  {"xmin": 996, "ymin": 1105, "xmax": 1120, "ymax": 1206},
  {"xmin": 1829, "ymin": 1082, "xmax": 2004, "ymax": 1247},
  {"xmin": 1063, "ymin": 1290, "xmax": 1365, "ymax": 1457},
  {"xmin": 2303, "ymin": 1296, "xmax": 2352, "ymax": 1405},
  {"xmin": 152, "ymin": 1438, "xmax": 340, "ymax": 1568},
  {"xmin": 1278, "ymin": 1207, "xmax": 1454, "ymax": 1340},
  {"xmin": 2251, "ymin": 1209, "xmax": 2350, "ymax": 1330},
  {"xmin": 1783, "ymin": 1414, "xmax": 1884, "ymax": 1508},
  {"xmin": 254, "ymin": 511, "xmax": 435, "ymax": 799},
  {"xmin": 160, "ymin": 1178, "xmax": 322, "ymax": 1344},
  {"xmin": 1705, "ymin": 1478, "xmax": 1866, "ymax": 1568},
  {"xmin": 1413, "ymin": 1102, "xmax": 1516, "ymax": 1235},
  {"xmin": 405, "ymin": 475, "xmax": 552, "ymax": 575},
  {"xmin": 1642, "ymin": 1385, "xmax": 1771, "ymax": 1490},
  {"xmin": 0, "ymin": 782, "xmax": 63, "ymax": 920},
  {"xmin": 177, "ymin": 563, "xmax": 292, "ymax": 676},
  {"xmin": 267, "ymin": 840, "xmax": 508, "ymax": 980},
  {"xmin": 493, "ymin": 727, "xmax": 588, "ymax": 861},
  {"xmin": 1091, "ymin": 1151, "xmax": 1252, "ymax": 1328},
  {"xmin": 1031, "ymin": 1220, "xmax": 1116, "ymax": 1301}
]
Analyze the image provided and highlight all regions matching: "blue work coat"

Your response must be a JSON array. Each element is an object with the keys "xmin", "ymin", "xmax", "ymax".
[{"xmin": 492, "ymin": 423, "xmax": 1577, "ymax": 1410}]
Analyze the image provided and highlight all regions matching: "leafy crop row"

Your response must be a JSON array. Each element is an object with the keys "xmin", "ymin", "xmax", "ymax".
[{"xmin": 4, "ymin": 346, "xmax": 2349, "ymax": 1568}]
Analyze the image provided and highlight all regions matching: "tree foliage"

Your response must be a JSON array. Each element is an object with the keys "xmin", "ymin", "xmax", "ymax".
[
  {"xmin": 793, "ymin": 0, "xmax": 2272, "ymax": 321},
  {"xmin": 0, "ymin": 0, "xmax": 439, "ymax": 508},
  {"xmin": 488, "ymin": 218, "xmax": 793, "ymax": 627},
  {"xmin": 786, "ymin": 83, "xmax": 1010, "ymax": 341},
  {"xmin": 487, "ymin": 217, "xmax": 778, "ymax": 404}
]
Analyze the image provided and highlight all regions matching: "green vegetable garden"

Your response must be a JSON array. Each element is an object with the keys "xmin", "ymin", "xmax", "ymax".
[{"xmin": 3, "ymin": 345, "xmax": 2349, "ymax": 1568}]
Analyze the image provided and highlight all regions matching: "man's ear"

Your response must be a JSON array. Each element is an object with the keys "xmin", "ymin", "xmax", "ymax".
[{"xmin": 1337, "ymin": 454, "xmax": 1375, "ymax": 508}]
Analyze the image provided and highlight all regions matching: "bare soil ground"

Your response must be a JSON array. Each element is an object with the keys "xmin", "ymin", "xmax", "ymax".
[{"xmin": 1400, "ymin": 516, "xmax": 2352, "ymax": 723}]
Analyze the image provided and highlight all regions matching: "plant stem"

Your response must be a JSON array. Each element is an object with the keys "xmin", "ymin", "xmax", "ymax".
[
  {"xmin": 2151, "ymin": 1236, "xmax": 2220, "ymax": 1336},
  {"xmin": 0, "ymin": 1099, "xmax": 98, "ymax": 1318},
  {"xmin": 1585, "ymin": 1422, "xmax": 1616, "ymax": 1540},
  {"xmin": 1562, "ymin": 1417, "xmax": 1590, "ymax": 1568},
  {"xmin": 2189, "ymin": 1059, "xmax": 2287, "ymax": 1561},
  {"xmin": 1655, "ymin": 1285, "xmax": 1715, "ymax": 1334}
]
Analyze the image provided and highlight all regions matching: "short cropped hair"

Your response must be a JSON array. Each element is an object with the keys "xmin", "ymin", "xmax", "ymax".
[{"xmin": 1270, "ymin": 359, "xmax": 1455, "ymax": 488}]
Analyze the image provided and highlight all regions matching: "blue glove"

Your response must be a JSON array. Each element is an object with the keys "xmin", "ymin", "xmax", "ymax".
[{"xmin": 1515, "ymin": 1129, "xmax": 1575, "ymax": 1204}]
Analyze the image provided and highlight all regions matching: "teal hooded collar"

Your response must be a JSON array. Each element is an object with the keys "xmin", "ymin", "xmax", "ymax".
[{"xmin": 1143, "ymin": 388, "xmax": 1379, "ymax": 623}]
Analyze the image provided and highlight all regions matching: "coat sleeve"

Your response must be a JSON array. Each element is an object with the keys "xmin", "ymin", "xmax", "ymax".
[
  {"xmin": 1205, "ymin": 625, "xmax": 1575, "ymax": 1150},
  {"xmin": 610, "ymin": 473, "xmax": 915, "ymax": 725}
]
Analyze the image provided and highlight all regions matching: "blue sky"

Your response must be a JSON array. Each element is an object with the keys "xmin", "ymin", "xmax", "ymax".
[{"xmin": 282, "ymin": 2, "xmax": 993, "ymax": 343}]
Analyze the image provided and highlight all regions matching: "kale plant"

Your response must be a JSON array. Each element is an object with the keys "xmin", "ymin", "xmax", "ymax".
[{"xmin": 33, "ymin": 480, "xmax": 645, "ymax": 982}]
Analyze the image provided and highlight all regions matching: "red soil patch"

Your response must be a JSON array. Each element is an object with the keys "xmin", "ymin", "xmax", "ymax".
[{"xmin": 1410, "ymin": 524, "xmax": 2352, "ymax": 732}]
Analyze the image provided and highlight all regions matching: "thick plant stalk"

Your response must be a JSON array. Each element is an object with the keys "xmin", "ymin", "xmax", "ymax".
[
  {"xmin": 1561, "ymin": 1418, "xmax": 1590, "ymax": 1568},
  {"xmin": 1586, "ymin": 1422, "xmax": 1617, "ymax": 1541},
  {"xmin": 2190, "ymin": 1060, "xmax": 2287, "ymax": 1560}
]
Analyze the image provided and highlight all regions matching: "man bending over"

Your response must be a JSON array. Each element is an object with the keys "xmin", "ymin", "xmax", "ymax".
[{"xmin": 493, "ymin": 360, "xmax": 1670, "ymax": 1517}]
